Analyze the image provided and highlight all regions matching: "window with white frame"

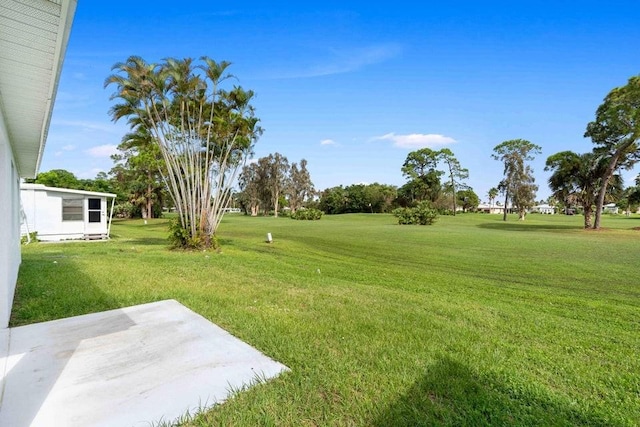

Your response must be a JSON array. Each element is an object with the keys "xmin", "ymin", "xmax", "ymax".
[{"xmin": 62, "ymin": 198, "xmax": 83, "ymax": 221}]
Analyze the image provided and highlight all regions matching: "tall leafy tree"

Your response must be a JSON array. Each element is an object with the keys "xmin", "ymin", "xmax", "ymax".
[
  {"xmin": 287, "ymin": 159, "xmax": 314, "ymax": 214},
  {"xmin": 237, "ymin": 153, "xmax": 314, "ymax": 216},
  {"xmin": 438, "ymin": 148, "xmax": 469, "ymax": 215},
  {"xmin": 105, "ymin": 56, "xmax": 262, "ymax": 248},
  {"xmin": 492, "ymin": 139, "xmax": 541, "ymax": 221},
  {"xmin": 266, "ymin": 153, "xmax": 290, "ymax": 217},
  {"xmin": 110, "ymin": 126, "xmax": 166, "ymax": 218},
  {"xmin": 401, "ymin": 148, "xmax": 443, "ymax": 203},
  {"xmin": 237, "ymin": 162, "xmax": 266, "ymax": 216},
  {"xmin": 584, "ymin": 75, "xmax": 640, "ymax": 229}
]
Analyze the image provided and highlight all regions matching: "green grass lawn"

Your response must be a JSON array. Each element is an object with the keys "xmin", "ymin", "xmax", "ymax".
[{"xmin": 12, "ymin": 212, "xmax": 640, "ymax": 426}]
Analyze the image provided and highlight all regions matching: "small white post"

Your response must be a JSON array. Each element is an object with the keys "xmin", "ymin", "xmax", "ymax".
[{"xmin": 266, "ymin": 232, "xmax": 273, "ymax": 243}]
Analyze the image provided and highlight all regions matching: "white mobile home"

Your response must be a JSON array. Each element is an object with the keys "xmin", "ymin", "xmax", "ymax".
[
  {"xmin": 477, "ymin": 203, "xmax": 513, "ymax": 214},
  {"xmin": 21, "ymin": 184, "xmax": 116, "ymax": 241},
  {"xmin": 602, "ymin": 203, "xmax": 619, "ymax": 214},
  {"xmin": 0, "ymin": 0, "xmax": 77, "ymax": 327},
  {"xmin": 531, "ymin": 204, "xmax": 555, "ymax": 214}
]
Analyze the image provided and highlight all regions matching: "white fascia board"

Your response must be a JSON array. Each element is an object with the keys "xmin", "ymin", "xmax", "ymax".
[
  {"xmin": 21, "ymin": 183, "xmax": 116, "ymax": 199},
  {"xmin": 32, "ymin": 0, "xmax": 78, "ymax": 178}
]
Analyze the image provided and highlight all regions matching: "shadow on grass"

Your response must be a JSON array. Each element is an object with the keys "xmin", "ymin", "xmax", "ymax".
[
  {"xmin": 117, "ymin": 237, "xmax": 170, "ymax": 247},
  {"xmin": 477, "ymin": 222, "xmax": 581, "ymax": 232},
  {"xmin": 372, "ymin": 357, "xmax": 613, "ymax": 427}
]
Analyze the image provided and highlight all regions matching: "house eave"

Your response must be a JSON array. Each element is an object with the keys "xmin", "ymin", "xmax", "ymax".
[{"xmin": 0, "ymin": 0, "xmax": 78, "ymax": 178}]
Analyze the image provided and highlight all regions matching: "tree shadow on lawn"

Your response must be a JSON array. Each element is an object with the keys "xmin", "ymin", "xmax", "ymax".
[
  {"xmin": 477, "ymin": 222, "xmax": 581, "ymax": 232},
  {"xmin": 114, "ymin": 236, "xmax": 171, "ymax": 247},
  {"xmin": 111, "ymin": 235, "xmax": 239, "ymax": 248},
  {"xmin": 371, "ymin": 356, "xmax": 614, "ymax": 427}
]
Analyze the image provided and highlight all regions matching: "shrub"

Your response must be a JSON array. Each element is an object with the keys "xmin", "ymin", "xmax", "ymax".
[
  {"xmin": 392, "ymin": 207, "xmax": 416, "ymax": 225},
  {"xmin": 290, "ymin": 208, "xmax": 323, "ymax": 220},
  {"xmin": 113, "ymin": 202, "xmax": 135, "ymax": 218},
  {"xmin": 168, "ymin": 218, "xmax": 218, "ymax": 250},
  {"xmin": 21, "ymin": 231, "xmax": 38, "ymax": 244},
  {"xmin": 393, "ymin": 201, "xmax": 438, "ymax": 225}
]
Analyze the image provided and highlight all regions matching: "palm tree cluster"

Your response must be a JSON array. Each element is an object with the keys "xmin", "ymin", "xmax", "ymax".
[{"xmin": 105, "ymin": 56, "xmax": 262, "ymax": 248}]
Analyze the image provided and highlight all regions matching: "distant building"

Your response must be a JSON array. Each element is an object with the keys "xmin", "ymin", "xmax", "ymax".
[
  {"xmin": 477, "ymin": 203, "xmax": 513, "ymax": 214},
  {"xmin": 602, "ymin": 203, "xmax": 619, "ymax": 214},
  {"xmin": 531, "ymin": 204, "xmax": 555, "ymax": 214}
]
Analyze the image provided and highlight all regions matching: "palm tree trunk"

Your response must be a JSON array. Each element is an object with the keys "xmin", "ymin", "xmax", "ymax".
[
  {"xmin": 502, "ymin": 190, "xmax": 509, "ymax": 221},
  {"xmin": 451, "ymin": 176, "xmax": 456, "ymax": 217},
  {"xmin": 593, "ymin": 153, "xmax": 620, "ymax": 229},
  {"xmin": 584, "ymin": 205, "xmax": 593, "ymax": 229},
  {"xmin": 147, "ymin": 181, "xmax": 153, "ymax": 219}
]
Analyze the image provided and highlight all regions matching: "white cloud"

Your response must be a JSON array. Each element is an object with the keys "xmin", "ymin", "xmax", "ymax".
[
  {"xmin": 267, "ymin": 43, "xmax": 403, "ymax": 79},
  {"xmin": 309, "ymin": 43, "xmax": 402, "ymax": 77},
  {"xmin": 372, "ymin": 133, "xmax": 457, "ymax": 149},
  {"xmin": 85, "ymin": 144, "xmax": 119, "ymax": 158},
  {"xmin": 62, "ymin": 144, "xmax": 76, "ymax": 151},
  {"xmin": 320, "ymin": 139, "xmax": 337, "ymax": 146}
]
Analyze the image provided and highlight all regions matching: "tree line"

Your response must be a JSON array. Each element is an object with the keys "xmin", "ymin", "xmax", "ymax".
[
  {"xmin": 28, "ymin": 67, "xmax": 639, "ymax": 241},
  {"xmin": 319, "ymin": 148, "xmax": 479, "ymax": 216}
]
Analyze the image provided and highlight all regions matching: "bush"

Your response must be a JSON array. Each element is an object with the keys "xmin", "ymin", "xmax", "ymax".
[
  {"xmin": 113, "ymin": 202, "xmax": 135, "ymax": 218},
  {"xmin": 290, "ymin": 208, "xmax": 323, "ymax": 220},
  {"xmin": 168, "ymin": 217, "xmax": 218, "ymax": 250},
  {"xmin": 393, "ymin": 201, "xmax": 438, "ymax": 225},
  {"xmin": 392, "ymin": 207, "xmax": 415, "ymax": 225},
  {"xmin": 21, "ymin": 231, "xmax": 38, "ymax": 244}
]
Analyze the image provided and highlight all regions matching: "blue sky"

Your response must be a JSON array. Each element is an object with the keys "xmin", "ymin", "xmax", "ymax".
[{"xmin": 44, "ymin": 1, "xmax": 640, "ymax": 201}]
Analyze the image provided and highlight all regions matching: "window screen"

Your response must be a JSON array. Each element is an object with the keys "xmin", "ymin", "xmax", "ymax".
[
  {"xmin": 88, "ymin": 211, "xmax": 101, "ymax": 223},
  {"xmin": 88, "ymin": 198, "xmax": 101, "ymax": 210},
  {"xmin": 62, "ymin": 198, "xmax": 83, "ymax": 221},
  {"xmin": 87, "ymin": 198, "xmax": 102, "ymax": 223}
]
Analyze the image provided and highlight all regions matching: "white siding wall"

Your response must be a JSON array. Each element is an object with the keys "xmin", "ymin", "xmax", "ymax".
[
  {"xmin": 20, "ymin": 188, "xmax": 111, "ymax": 241},
  {"xmin": 0, "ymin": 107, "xmax": 21, "ymax": 328}
]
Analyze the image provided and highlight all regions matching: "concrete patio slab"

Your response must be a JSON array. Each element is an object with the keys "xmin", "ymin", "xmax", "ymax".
[{"xmin": 0, "ymin": 300, "xmax": 289, "ymax": 426}]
